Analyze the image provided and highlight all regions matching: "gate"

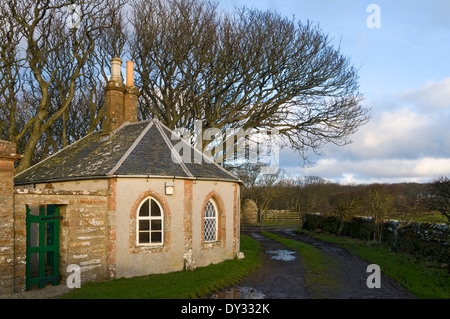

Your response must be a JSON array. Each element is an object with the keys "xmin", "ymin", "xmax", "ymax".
[
  {"xmin": 240, "ymin": 210, "xmax": 301, "ymax": 232},
  {"xmin": 26, "ymin": 204, "xmax": 62, "ymax": 290}
]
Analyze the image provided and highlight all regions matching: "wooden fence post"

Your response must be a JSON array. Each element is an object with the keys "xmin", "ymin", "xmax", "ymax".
[{"xmin": 260, "ymin": 211, "xmax": 264, "ymax": 232}]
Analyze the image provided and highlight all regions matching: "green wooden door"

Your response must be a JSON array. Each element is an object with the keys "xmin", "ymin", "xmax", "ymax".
[{"xmin": 26, "ymin": 205, "xmax": 62, "ymax": 290}]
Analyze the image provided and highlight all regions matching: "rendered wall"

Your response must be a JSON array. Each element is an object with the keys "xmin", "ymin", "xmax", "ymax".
[{"xmin": 114, "ymin": 177, "xmax": 240, "ymax": 278}]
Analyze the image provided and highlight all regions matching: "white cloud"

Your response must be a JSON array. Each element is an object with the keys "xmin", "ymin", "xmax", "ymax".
[
  {"xmin": 280, "ymin": 77, "xmax": 450, "ymax": 184},
  {"xmin": 288, "ymin": 157, "xmax": 450, "ymax": 185},
  {"xmin": 357, "ymin": 108, "xmax": 432, "ymax": 157},
  {"xmin": 397, "ymin": 77, "xmax": 450, "ymax": 111}
]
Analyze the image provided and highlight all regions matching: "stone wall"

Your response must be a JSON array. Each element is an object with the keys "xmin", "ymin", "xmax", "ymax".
[
  {"xmin": 301, "ymin": 213, "xmax": 449, "ymax": 262},
  {"xmin": 12, "ymin": 188, "xmax": 109, "ymax": 292},
  {"xmin": 0, "ymin": 140, "xmax": 21, "ymax": 294},
  {"xmin": 395, "ymin": 223, "xmax": 449, "ymax": 261},
  {"xmin": 0, "ymin": 152, "xmax": 110, "ymax": 296}
]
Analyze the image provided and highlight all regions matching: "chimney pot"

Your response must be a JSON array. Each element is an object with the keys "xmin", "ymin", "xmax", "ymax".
[
  {"xmin": 110, "ymin": 57, "xmax": 122, "ymax": 82},
  {"xmin": 126, "ymin": 61, "xmax": 134, "ymax": 86}
]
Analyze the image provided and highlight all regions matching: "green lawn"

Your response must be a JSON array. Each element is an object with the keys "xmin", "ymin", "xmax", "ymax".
[
  {"xmin": 60, "ymin": 235, "xmax": 262, "ymax": 299},
  {"xmin": 296, "ymin": 229, "xmax": 450, "ymax": 299}
]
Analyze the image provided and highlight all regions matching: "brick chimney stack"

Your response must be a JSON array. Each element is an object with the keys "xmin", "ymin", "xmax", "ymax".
[{"xmin": 102, "ymin": 58, "xmax": 140, "ymax": 133}]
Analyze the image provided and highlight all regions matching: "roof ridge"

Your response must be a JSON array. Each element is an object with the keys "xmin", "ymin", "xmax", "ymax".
[
  {"xmin": 14, "ymin": 131, "xmax": 99, "ymax": 178},
  {"xmin": 155, "ymin": 120, "xmax": 240, "ymax": 182},
  {"xmin": 107, "ymin": 121, "xmax": 155, "ymax": 175},
  {"xmin": 122, "ymin": 118, "xmax": 155, "ymax": 126},
  {"xmin": 154, "ymin": 120, "xmax": 194, "ymax": 178}
]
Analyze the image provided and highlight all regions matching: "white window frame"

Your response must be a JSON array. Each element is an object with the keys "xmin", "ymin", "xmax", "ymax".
[
  {"xmin": 136, "ymin": 196, "xmax": 164, "ymax": 246},
  {"xmin": 204, "ymin": 199, "xmax": 218, "ymax": 242}
]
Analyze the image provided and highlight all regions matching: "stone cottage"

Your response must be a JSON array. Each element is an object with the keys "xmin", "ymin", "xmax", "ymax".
[{"xmin": 0, "ymin": 58, "xmax": 241, "ymax": 294}]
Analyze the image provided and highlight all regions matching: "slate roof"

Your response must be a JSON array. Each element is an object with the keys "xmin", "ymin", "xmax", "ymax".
[{"xmin": 14, "ymin": 119, "xmax": 240, "ymax": 185}]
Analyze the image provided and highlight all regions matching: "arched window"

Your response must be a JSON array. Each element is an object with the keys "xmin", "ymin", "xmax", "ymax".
[
  {"xmin": 204, "ymin": 199, "xmax": 218, "ymax": 242},
  {"xmin": 137, "ymin": 197, "xmax": 164, "ymax": 245}
]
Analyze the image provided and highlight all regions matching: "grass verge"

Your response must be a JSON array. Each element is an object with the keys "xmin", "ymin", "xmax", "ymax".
[
  {"xmin": 261, "ymin": 231, "xmax": 340, "ymax": 298},
  {"xmin": 296, "ymin": 229, "xmax": 449, "ymax": 299},
  {"xmin": 60, "ymin": 235, "xmax": 262, "ymax": 299}
]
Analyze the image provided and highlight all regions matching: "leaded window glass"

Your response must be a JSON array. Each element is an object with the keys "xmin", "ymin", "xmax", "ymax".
[{"xmin": 204, "ymin": 199, "xmax": 217, "ymax": 242}]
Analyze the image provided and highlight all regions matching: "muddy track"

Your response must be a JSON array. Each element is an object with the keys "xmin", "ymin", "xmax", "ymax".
[{"xmin": 211, "ymin": 229, "xmax": 414, "ymax": 299}]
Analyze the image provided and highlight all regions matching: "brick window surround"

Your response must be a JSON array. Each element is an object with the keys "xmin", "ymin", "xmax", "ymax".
[
  {"xmin": 200, "ymin": 191, "xmax": 226, "ymax": 249},
  {"xmin": 129, "ymin": 189, "xmax": 171, "ymax": 254}
]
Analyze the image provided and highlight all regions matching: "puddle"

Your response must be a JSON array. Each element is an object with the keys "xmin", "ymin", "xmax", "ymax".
[
  {"xmin": 281, "ymin": 230, "xmax": 296, "ymax": 236},
  {"xmin": 210, "ymin": 287, "xmax": 266, "ymax": 299},
  {"xmin": 250, "ymin": 233, "xmax": 268, "ymax": 241},
  {"xmin": 266, "ymin": 250, "xmax": 296, "ymax": 261}
]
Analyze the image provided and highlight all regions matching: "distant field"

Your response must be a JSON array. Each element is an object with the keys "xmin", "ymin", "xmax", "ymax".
[{"xmin": 410, "ymin": 212, "xmax": 447, "ymax": 224}]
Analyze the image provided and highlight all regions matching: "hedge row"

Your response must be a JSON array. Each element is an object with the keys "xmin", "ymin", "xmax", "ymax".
[{"xmin": 301, "ymin": 213, "xmax": 449, "ymax": 263}]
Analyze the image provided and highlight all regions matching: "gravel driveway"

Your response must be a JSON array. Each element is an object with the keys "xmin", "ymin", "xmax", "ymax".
[{"xmin": 210, "ymin": 229, "xmax": 414, "ymax": 299}]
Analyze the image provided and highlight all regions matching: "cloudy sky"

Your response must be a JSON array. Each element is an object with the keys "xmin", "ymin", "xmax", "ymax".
[{"xmin": 220, "ymin": 0, "xmax": 450, "ymax": 184}]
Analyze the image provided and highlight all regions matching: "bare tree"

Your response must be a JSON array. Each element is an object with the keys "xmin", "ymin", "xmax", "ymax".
[
  {"xmin": 424, "ymin": 176, "xmax": 450, "ymax": 223},
  {"xmin": 367, "ymin": 186, "xmax": 395, "ymax": 242},
  {"xmin": 56, "ymin": 6, "xmax": 128, "ymax": 146},
  {"xmin": 231, "ymin": 162, "xmax": 283, "ymax": 215},
  {"xmin": 1, "ymin": 0, "xmax": 126, "ymax": 172},
  {"xmin": 3, "ymin": 0, "xmax": 368, "ymax": 172},
  {"xmin": 391, "ymin": 183, "xmax": 426, "ymax": 225},
  {"xmin": 130, "ymin": 0, "xmax": 369, "ymax": 165},
  {"xmin": 0, "ymin": 4, "xmax": 23, "ymax": 143},
  {"xmin": 329, "ymin": 191, "xmax": 363, "ymax": 235}
]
